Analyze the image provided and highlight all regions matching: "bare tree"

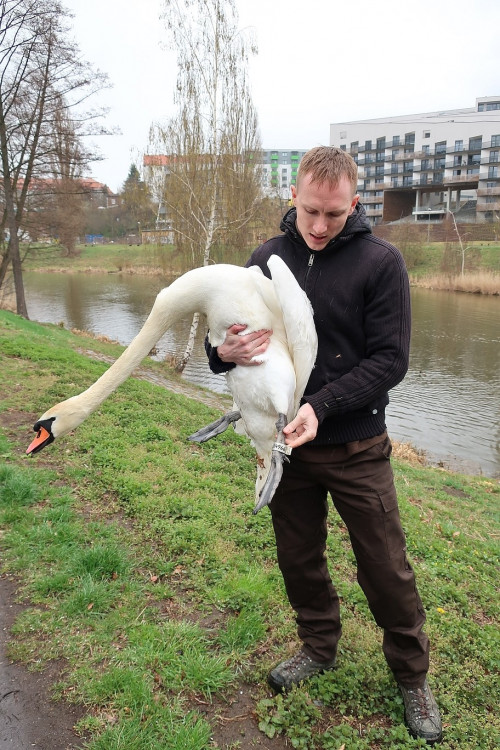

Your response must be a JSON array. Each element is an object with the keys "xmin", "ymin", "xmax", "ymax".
[
  {"xmin": 150, "ymin": 0, "xmax": 263, "ymax": 370},
  {"xmin": 0, "ymin": 0, "xmax": 109, "ymax": 315}
]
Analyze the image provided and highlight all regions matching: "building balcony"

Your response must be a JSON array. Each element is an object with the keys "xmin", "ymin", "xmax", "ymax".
[
  {"xmin": 477, "ymin": 186, "xmax": 500, "ymax": 196},
  {"xmin": 362, "ymin": 195, "xmax": 384, "ymax": 204},
  {"xmin": 442, "ymin": 174, "xmax": 479, "ymax": 185},
  {"xmin": 414, "ymin": 150, "xmax": 435, "ymax": 158},
  {"xmin": 391, "ymin": 151, "xmax": 415, "ymax": 160},
  {"xmin": 481, "ymin": 139, "xmax": 500, "ymax": 149},
  {"xmin": 477, "ymin": 200, "xmax": 500, "ymax": 211}
]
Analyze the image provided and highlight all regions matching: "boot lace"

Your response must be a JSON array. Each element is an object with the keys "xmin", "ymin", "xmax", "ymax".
[{"xmin": 405, "ymin": 687, "xmax": 435, "ymax": 719}]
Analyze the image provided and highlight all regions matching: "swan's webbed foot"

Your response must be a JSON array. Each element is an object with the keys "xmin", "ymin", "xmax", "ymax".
[
  {"xmin": 253, "ymin": 413, "xmax": 291, "ymax": 514},
  {"xmin": 188, "ymin": 410, "xmax": 241, "ymax": 443}
]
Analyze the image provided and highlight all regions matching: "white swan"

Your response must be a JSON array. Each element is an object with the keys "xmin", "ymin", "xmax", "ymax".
[{"xmin": 26, "ymin": 255, "xmax": 317, "ymax": 513}]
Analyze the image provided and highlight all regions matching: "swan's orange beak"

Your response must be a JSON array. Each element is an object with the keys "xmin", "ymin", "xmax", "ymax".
[{"xmin": 26, "ymin": 425, "xmax": 53, "ymax": 455}]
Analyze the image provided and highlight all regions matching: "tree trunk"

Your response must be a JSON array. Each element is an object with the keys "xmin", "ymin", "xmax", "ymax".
[
  {"xmin": 175, "ymin": 311, "xmax": 200, "ymax": 372},
  {"xmin": 175, "ymin": 199, "xmax": 217, "ymax": 372},
  {"xmin": 11, "ymin": 237, "xmax": 28, "ymax": 317}
]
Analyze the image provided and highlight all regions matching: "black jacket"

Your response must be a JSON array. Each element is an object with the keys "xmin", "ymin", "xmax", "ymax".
[{"xmin": 207, "ymin": 203, "xmax": 411, "ymax": 445}]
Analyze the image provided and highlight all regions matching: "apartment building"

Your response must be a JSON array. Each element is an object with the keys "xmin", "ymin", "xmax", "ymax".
[
  {"xmin": 260, "ymin": 150, "xmax": 308, "ymax": 198},
  {"xmin": 330, "ymin": 96, "xmax": 500, "ymax": 224}
]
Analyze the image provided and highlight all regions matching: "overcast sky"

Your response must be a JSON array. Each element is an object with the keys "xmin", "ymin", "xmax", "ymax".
[{"xmin": 64, "ymin": 0, "xmax": 500, "ymax": 193}]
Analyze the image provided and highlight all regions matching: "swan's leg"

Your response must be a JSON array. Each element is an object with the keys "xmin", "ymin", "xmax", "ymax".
[
  {"xmin": 188, "ymin": 410, "xmax": 241, "ymax": 443},
  {"xmin": 253, "ymin": 413, "xmax": 291, "ymax": 514}
]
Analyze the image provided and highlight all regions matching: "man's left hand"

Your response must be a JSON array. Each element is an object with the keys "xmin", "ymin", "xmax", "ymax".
[{"xmin": 283, "ymin": 403, "xmax": 318, "ymax": 448}]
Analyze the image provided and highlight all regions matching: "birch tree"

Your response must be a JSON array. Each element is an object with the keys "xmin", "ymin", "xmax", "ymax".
[
  {"xmin": 151, "ymin": 0, "xmax": 262, "ymax": 370},
  {"xmin": 0, "ymin": 0, "xmax": 108, "ymax": 316}
]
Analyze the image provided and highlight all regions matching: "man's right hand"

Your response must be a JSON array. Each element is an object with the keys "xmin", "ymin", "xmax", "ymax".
[{"xmin": 217, "ymin": 324, "xmax": 272, "ymax": 366}]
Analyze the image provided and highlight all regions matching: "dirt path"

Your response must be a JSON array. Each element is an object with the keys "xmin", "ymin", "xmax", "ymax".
[{"xmin": 0, "ymin": 576, "xmax": 87, "ymax": 750}]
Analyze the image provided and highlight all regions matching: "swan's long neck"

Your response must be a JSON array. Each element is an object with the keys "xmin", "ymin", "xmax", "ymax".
[{"xmin": 75, "ymin": 269, "xmax": 216, "ymax": 411}]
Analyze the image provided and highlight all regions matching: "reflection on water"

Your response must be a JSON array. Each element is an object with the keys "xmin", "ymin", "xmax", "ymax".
[{"xmin": 24, "ymin": 271, "xmax": 500, "ymax": 478}]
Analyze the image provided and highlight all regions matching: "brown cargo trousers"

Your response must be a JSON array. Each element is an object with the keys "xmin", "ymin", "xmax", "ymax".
[{"xmin": 269, "ymin": 432, "xmax": 430, "ymax": 687}]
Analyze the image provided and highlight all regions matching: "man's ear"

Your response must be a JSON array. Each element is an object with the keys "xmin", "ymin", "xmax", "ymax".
[
  {"xmin": 291, "ymin": 184, "xmax": 297, "ymax": 205},
  {"xmin": 349, "ymin": 194, "xmax": 360, "ymax": 215}
]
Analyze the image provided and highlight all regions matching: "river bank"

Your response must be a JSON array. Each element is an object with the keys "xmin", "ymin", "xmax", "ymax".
[{"xmin": 19, "ymin": 240, "xmax": 500, "ymax": 294}]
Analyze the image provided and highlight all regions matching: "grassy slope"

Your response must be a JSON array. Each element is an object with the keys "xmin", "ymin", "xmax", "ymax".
[{"xmin": 0, "ymin": 310, "xmax": 499, "ymax": 749}]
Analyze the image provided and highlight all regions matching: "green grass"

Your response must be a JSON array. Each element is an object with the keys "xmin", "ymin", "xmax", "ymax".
[{"xmin": 0, "ymin": 309, "xmax": 499, "ymax": 749}]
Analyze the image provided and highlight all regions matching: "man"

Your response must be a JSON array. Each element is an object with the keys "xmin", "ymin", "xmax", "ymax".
[{"xmin": 206, "ymin": 146, "xmax": 442, "ymax": 744}]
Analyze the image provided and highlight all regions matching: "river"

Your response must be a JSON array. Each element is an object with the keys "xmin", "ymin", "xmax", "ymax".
[{"xmin": 23, "ymin": 271, "xmax": 500, "ymax": 479}]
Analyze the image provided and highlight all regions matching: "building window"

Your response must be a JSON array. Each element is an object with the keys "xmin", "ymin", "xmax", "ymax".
[
  {"xmin": 404, "ymin": 132, "xmax": 415, "ymax": 145},
  {"xmin": 489, "ymin": 151, "xmax": 499, "ymax": 163},
  {"xmin": 350, "ymin": 141, "xmax": 359, "ymax": 152},
  {"xmin": 491, "ymin": 135, "xmax": 500, "ymax": 147},
  {"xmin": 422, "ymin": 145, "xmax": 430, "ymax": 154},
  {"xmin": 455, "ymin": 139, "xmax": 463, "ymax": 151},
  {"xmin": 376, "ymin": 137, "xmax": 386, "ymax": 150},
  {"xmin": 435, "ymin": 141, "xmax": 446, "ymax": 154},
  {"xmin": 469, "ymin": 136, "xmax": 482, "ymax": 150},
  {"xmin": 340, "ymin": 130, "xmax": 347, "ymax": 139},
  {"xmin": 488, "ymin": 166, "xmax": 498, "ymax": 178},
  {"xmin": 478, "ymin": 101, "xmax": 500, "ymax": 111},
  {"xmin": 364, "ymin": 140, "xmax": 372, "ymax": 150},
  {"xmin": 423, "ymin": 131, "xmax": 430, "ymax": 138}
]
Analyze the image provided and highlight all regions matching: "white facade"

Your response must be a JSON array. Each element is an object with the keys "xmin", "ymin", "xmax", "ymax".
[{"xmin": 330, "ymin": 97, "xmax": 500, "ymax": 223}]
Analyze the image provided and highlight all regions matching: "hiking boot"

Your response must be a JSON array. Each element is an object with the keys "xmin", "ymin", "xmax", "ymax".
[
  {"xmin": 399, "ymin": 679, "xmax": 442, "ymax": 744},
  {"xmin": 268, "ymin": 650, "xmax": 336, "ymax": 692}
]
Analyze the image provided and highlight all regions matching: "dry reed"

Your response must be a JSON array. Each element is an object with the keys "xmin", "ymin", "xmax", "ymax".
[{"xmin": 411, "ymin": 271, "xmax": 500, "ymax": 295}]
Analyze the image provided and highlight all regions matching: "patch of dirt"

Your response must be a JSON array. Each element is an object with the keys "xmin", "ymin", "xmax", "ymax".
[
  {"xmin": 203, "ymin": 684, "xmax": 291, "ymax": 750},
  {"xmin": 441, "ymin": 485, "xmax": 468, "ymax": 499},
  {"xmin": 0, "ymin": 576, "xmax": 87, "ymax": 750}
]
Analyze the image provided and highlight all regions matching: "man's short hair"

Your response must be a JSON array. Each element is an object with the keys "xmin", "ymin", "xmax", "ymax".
[{"xmin": 296, "ymin": 146, "xmax": 358, "ymax": 195}]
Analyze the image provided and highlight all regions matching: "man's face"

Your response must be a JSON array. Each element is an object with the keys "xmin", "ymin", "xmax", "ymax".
[{"xmin": 291, "ymin": 174, "xmax": 359, "ymax": 251}]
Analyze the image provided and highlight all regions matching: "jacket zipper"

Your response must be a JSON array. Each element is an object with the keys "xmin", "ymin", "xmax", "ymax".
[{"xmin": 305, "ymin": 252, "xmax": 315, "ymax": 289}]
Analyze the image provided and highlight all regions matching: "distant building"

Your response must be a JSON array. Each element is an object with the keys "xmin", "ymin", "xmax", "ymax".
[
  {"xmin": 330, "ymin": 96, "xmax": 500, "ymax": 224},
  {"xmin": 79, "ymin": 179, "xmax": 118, "ymax": 209},
  {"xmin": 260, "ymin": 150, "xmax": 308, "ymax": 199}
]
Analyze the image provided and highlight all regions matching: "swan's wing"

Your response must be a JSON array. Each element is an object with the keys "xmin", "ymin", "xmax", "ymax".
[{"xmin": 267, "ymin": 255, "xmax": 318, "ymax": 408}]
